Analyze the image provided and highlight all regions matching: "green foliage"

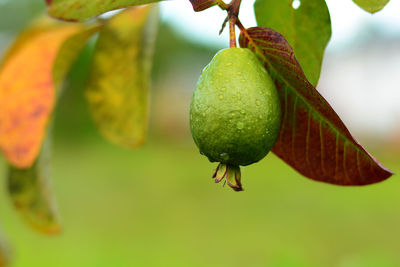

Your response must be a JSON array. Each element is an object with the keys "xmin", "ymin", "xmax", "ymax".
[{"xmin": 254, "ymin": 0, "xmax": 331, "ymax": 86}]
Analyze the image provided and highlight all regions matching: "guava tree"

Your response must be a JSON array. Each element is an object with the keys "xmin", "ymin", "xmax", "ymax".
[{"xmin": 0, "ymin": 0, "xmax": 394, "ymax": 265}]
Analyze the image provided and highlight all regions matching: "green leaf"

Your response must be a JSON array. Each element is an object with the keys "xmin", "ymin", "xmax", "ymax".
[
  {"xmin": 352, "ymin": 0, "xmax": 391, "ymax": 13},
  {"xmin": 254, "ymin": 0, "xmax": 331, "ymax": 86},
  {"xmin": 8, "ymin": 138, "xmax": 61, "ymax": 235},
  {"xmin": 46, "ymin": 0, "xmax": 162, "ymax": 21},
  {"xmin": 86, "ymin": 6, "xmax": 158, "ymax": 148},
  {"xmin": 239, "ymin": 27, "xmax": 392, "ymax": 185}
]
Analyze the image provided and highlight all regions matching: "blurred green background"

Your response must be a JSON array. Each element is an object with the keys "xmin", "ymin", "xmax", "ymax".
[{"xmin": 0, "ymin": 0, "xmax": 400, "ymax": 266}]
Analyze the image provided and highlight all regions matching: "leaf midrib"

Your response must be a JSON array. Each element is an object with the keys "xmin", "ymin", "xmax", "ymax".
[{"xmin": 258, "ymin": 49, "xmax": 365, "ymax": 156}]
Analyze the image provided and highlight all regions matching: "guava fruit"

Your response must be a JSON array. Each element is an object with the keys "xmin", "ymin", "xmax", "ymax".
[{"xmin": 190, "ymin": 48, "xmax": 281, "ymax": 191}]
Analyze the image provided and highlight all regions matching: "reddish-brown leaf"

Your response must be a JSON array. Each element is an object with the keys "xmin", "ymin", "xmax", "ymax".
[
  {"xmin": 188, "ymin": 0, "xmax": 217, "ymax": 11},
  {"xmin": 239, "ymin": 27, "xmax": 393, "ymax": 185}
]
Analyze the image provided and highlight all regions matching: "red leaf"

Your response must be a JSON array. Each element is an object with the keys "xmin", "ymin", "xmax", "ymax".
[
  {"xmin": 188, "ymin": 0, "xmax": 217, "ymax": 11},
  {"xmin": 239, "ymin": 27, "xmax": 393, "ymax": 185}
]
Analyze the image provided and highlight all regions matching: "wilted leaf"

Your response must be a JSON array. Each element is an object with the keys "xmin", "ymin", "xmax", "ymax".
[
  {"xmin": 0, "ymin": 19, "xmax": 98, "ymax": 169},
  {"xmin": 8, "ymin": 138, "xmax": 61, "ymax": 234},
  {"xmin": 189, "ymin": 0, "xmax": 217, "ymax": 11},
  {"xmin": 86, "ymin": 6, "xmax": 158, "ymax": 148},
  {"xmin": 254, "ymin": 0, "xmax": 331, "ymax": 86},
  {"xmin": 239, "ymin": 27, "xmax": 392, "ymax": 185},
  {"xmin": 46, "ymin": 0, "xmax": 162, "ymax": 21},
  {"xmin": 352, "ymin": 0, "xmax": 391, "ymax": 13}
]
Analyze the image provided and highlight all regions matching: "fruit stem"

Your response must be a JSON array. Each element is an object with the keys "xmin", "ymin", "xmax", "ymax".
[
  {"xmin": 227, "ymin": 0, "xmax": 242, "ymax": 48},
  {"xmin": 228, "ymin": 16, "xmax": 237, "ymax": 48},
  {"xmin": 228, "ymin": 0, "xmax": 242, "ymax": 16}
]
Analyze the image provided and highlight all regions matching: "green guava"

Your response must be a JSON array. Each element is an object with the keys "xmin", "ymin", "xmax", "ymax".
[{"xmin": 189, "ymin": 48, "xmax": 281, "ymax": 191}]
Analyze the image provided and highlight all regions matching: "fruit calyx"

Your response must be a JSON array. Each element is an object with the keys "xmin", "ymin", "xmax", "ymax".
[{"xmin": 212, "ymin": 163, "xmax": 243, "ymax": 191}]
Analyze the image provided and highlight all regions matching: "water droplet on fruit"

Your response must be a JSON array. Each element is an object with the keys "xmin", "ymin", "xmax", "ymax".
[
  {"xmin": 190, "ymin": 48, "xmax": 282, "ymax": 169},
  {"xmin": 292, "ymin": 0, "xmax": 301, "ymax": 9}
]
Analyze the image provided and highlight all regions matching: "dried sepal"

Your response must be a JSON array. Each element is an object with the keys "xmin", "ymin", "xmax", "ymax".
[{"xmin": 212, "ymin": 163, "xmax": 243, "ymax": 191}]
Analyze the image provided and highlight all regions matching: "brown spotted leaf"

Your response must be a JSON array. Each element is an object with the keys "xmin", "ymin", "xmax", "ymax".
[
  {"xmin": 188, "ymin": 0, "xmax": 217, "ymax": 11},
  {"xmin": 86, "ymin": 6, "xmax": 158, "ymax": 148},
  {"xmin": 46, "ymin": 0, "xmax": 162, "ymax": 21},
  {"xmin": 239, "ymin": 27, "xmax": 393, "ymax": 185},
  {"xmin": 0, "ymin": 19, "xmax": 99, "ymax": 169},
  {"xmin": 8, "ymin": 137, "xmax": 61, "ymax": 235}
]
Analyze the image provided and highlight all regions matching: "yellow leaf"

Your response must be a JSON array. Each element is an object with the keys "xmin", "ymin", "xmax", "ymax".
[
  {"xmin": 0, "ymin": 19, "xmax": 98, "ymax": 169},
  {"xmin": 86, "ymin": 6, "xmax": 158, "ymax": 147}
]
